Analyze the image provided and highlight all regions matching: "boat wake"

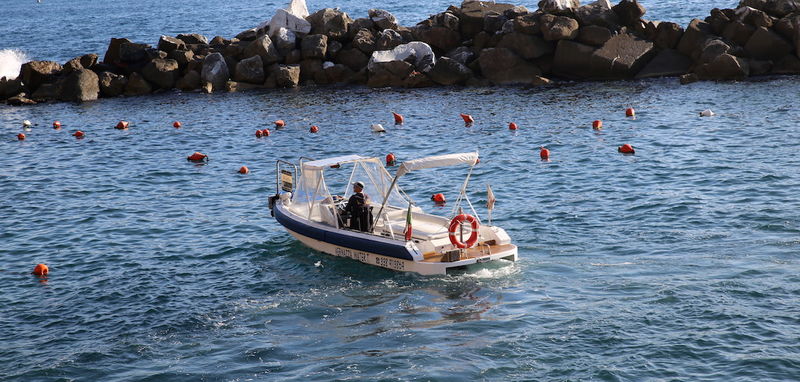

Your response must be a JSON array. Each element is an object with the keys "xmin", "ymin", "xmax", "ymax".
[{"xmin": 0, "ymin": 49, "xmax": 28, "ymax": 80}]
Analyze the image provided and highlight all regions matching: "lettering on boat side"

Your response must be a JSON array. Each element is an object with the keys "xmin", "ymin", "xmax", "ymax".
[
  {"xmin": 334, "ymin": 247, "xmax": 368, "ymax": 263},
  {"xmin": 375, "ymin": 256, "xmax": 405, "ymax": 271},
  {"xmin": 476, "ymin": 257, "xmax": 491, "ymax": 263}
]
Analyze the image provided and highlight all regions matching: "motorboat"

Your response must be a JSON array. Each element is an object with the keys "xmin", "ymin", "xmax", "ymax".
[{"xmin": 268, "ymin": 152, "xmax": 517, "ymax": 275}]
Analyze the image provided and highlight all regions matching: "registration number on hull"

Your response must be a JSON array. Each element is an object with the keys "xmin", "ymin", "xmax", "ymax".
[{"xmin": 333, "ymin": 247, "xmax": 406, "ymax": 271}]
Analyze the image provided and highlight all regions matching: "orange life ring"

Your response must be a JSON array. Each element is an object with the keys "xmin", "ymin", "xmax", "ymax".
[{"xmin": 448, "ymin": 214, "xmax": 480, "ymax": 249}]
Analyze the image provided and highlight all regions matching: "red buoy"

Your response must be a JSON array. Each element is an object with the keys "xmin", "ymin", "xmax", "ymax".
[
  {"xmin": 625, "ymin": 108, "xmax": 635, "ymax": 117},
  {"xmin": 238, "ymin": 166, "xmax": 249, "ymax": 174},
  {"xmin": 53, "ymin": 121, "xmax": 62, "ymax": 129},
  {"xmin": 431, "ymin": 193, "xmax": 446, "ymax": 204},
  {"xmin": 509, "ymin": 122, "xmax": 518, "ymax": 130},
  {"xmin": 173, "ymin": 121, "xmax": 182, "ymax": 128},
  {"xmin": 540, "ymin": 146, "xmax": 550, "ymax": 160},
  {"xmin": 115, "ymin": 121, "xmax": 129, "ymax": 130},
  {"xmin": 261, "ymin": 129, "xmax": 270, "ymax": 137},
  {"xmin": 274, "ymin": 120, "xmax": 285, "ymax": 128},
  {"xmin": 592, "ymin": 120, "xmax": 603, "ymax": 129},
  {"xmin": 187, "ymin": 152, "xmax": 208, "ymax": 162},
  {"xmin": 32, "ymin": 263, "xmax": 49, "ymax": 276},
  {"xmin": 309, "ymin": 125, "xmax": 319, "ymax": 133},
  {"xmin": 392, "ymin": 112, "xmax": 404, "ymax": 125},
  {"xmin": 73, "ymin": 130, "xmax": 85, "ymax": 138},
  {"xmin": 17, "ymin": 133, "xmax": 25, "ymax": 140},
  {"xmin": 460, "ymin": 113, "xmax": 474, "ymax": 124},
  {"xmin": 255, "ymin": 129, "xmax": 263, "ymax": 138},
  {"xmin": 386, "ymin": 153, "xmax": 396, "ymax": 166},
  {"xmin": 618, "ymin": 144, "xmax": 635, "ymax": 154}
]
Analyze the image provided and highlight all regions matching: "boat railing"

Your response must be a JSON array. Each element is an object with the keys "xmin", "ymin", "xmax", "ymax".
[{"xmin": 275, "ymin": 160, "xmax": 298, "ymax": 195}]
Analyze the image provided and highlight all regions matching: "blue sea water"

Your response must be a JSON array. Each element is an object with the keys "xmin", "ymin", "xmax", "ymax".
[{"xmin": 3, "ymin": 1, "xmax": 800, "ymax": 381}]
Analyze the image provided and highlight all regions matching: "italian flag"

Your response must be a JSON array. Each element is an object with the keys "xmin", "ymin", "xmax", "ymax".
[{"xmin": 404, "ymin": 202, "xmax": 413, "ymax": 241}]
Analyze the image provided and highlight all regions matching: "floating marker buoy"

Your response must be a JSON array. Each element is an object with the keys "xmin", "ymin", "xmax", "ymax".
[
  {"xmin": 392, "ymin": 112, "xmax": 404, "ymax": 125},
  {"xmin": 53, "ymin": 121, "xmax": 62, "ymax": 129},
  {"xmin": 371, "ymin": 123, "xmax": 386, "ymax": 133},
  {"xmin": 261, "ymin": 129, "xmax": 270, "ymax": 137},
  {"xmin": 187, "ymin": 152, "xmax": 208, "ymax": 162},
  {"xmin": 238, "ymin": 166, "xmax": 249, "ymax": 174},
  {"xmin": 386, "ymin": 153, "xmax": 396, "ymax": 166},
  {"xmin": 431, "ymin": 193, "xmax": 446, "ymax": 204},
  {"xmin": 23, "ymin": 120, "xmax": 32, "ymax": 128},
  {"xmin": 618, "ymin": 144, "xmax": 635, "ymax": 154},
  {"xmin": 460, "ymin": 113, "xmax": 474, "ymax": 125},
  {"xmin": 173, "ymin": 121, "xmax": 182, "ymax": 128},
  {"xmin": 625, "ymin": 108, "xmax": 635, "ymax": 117},
  {"xmin": 309, "ymin": 125, "xmax": 319, "ymax": 133},
  {"xmin": 274, "ymin": 120, "xmax": 285, "ymax": 128},
  {"xmin": 17, "ymin": 133, "xmax": 25, "ymax": 140},
  {"xmin": 700, "ymin": 109, "xmax": 715, "ymax": 117},
  {"xmin": 115, "ymin": 121, "xmax": 129, "ymax": 129},
  {"xmin": 592, "ymin": 120, "xmax": 603, "ymax": 129},
  {"xmin": 73, "ymin": 130, "xmax": 85, "ymax": 138},
  {"xmin": 509, "ymin": 122, "xmax": 518, "ymax": 130},
  {"xmin": 540, "ymin": 146, "xmax": 550, "ymax": 160},
  {"xmin": 255, "ymin": 129, "xmax": 263, "ymax": 138},
  {"xmin": 32, "ymin": 263, "xmax": 49, "ymax": 276}
]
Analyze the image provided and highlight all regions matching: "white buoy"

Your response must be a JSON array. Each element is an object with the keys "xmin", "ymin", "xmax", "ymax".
[
  {"xmin": 699, "ymin": 109, "xmax": 715, "ymax": 117},
  {"xmin": 22, "ymin": 120, "xmax": 31, "ymax": 127},
  {"xmin": 371, "ymin": 123, "xmax": 386, "ymax": 133}
]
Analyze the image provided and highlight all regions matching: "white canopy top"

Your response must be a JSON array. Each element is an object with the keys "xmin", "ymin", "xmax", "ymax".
[
  {"xmin": 396, "ymin": 152, "xmax": 479, "ymax": 177},
  {"xmin": 302, "ymin": 155, "xmax": 370, "ymax": 169}
]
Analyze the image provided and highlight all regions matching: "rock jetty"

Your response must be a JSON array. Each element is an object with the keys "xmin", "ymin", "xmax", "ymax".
[{"xmin": 3, "ymin": 0, "xmax": 800, "ymax": 105}]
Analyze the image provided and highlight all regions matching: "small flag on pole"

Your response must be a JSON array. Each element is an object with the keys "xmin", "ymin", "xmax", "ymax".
[
  {"xmin": 487, "ymin": 184, "xmax": 496, "ymax": 211},
  {"xmin": 404, "ymin": 202, "xmax": 413, "ymax": 241}
]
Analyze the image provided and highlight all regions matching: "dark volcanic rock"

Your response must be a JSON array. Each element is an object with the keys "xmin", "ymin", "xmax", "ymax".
[
  {"xmin": 367, "ymin": 60, "xmax": 414, "ymax": 87},
  {"xmin": 124, "ymin": 72, "xmax": 153, "ymax": 96},
  {"xmin": 369, "ymin": 9, "xmax": 398, "ymax": 30},
  {"xmin": 58, "ymin": 68, "xmax": 99, "ymax": 102},
  {"xmin": 301, "ymin": 34, "xmax": 328, "ymax": 59},
  {"xmin": 168, "ymin": 49, "xmax": 195, "ymax": 67},
  {"xmin": 119, "ymin": 42, "xmax": 150, "ymax": 63},
  {"xmin": 337, "ymin": 48, "xmax": 369, "ymax": 71},
  {"xmin": 299, "ymin": 59, "xmax": 324, "ymax": 82},
  {"xmin": 21, "ymin": 60, "xmax": 62, "ymax": 93},
  {"xmin": 177, "ymin": 33, "xmax": 208, "ymax": 45},
  {"xmin": 478, "ymin": 47, "xmax": 542, "ymax": 84},
  {"xmin": 103, "ymin": 37, "xmax": 133, "ymax": 65},
  {"xmin": 540, "ymin": 14, "xmax": 580, "ymax": 41},
  {"xmin": 158, "ymin": 36, "xmax": 187, "ymax": 54},
  {"xmin": 459, "ymin": 1, "xmax": 517, "ymax": 38},
  {"xmin": 654, "ymin": 22, "xmax": 684, "ymax": 49},
  {"xmin": 723, "ymin": 21, "xmax": 756, "ymax": 47},
  {"xmin": 353, "ymin": 29, "xmax": 377, "ymax": 54},
  {"xmin": 591, "ymin": 33, "xmax": 656, "ymax": 78},
  {"xmin": 695, "ymin": 53, "xmax": 750, "ymax": 79},
  {"xmin": 243, "ymin": 35, "xmax": 282, "ymax": 65},
  {"xmin": 514, "ymin": 13, "xmax": 541, "ymax": 35},
  {"xmin": 80, "ymin": 54, "xmax": 98, "ymax": 69},
  {"xmin": 445, "ymin": 46, "xmax": 475, "ymax": 65},
  {"xmin": 275, "ymin": 65, "xmax": 301, "ymax": 87},
  {"xmin": 612, "ymin": 0, "xmax": 646, "ymax": 26},
  {"xmin": 234, "ymin": 55, "xmax": 265, "ymax": 84},
  {"xmin": 772, "ymin": 54, "xmax": 800, "ymax": 74},
  {"xmin": 0, "ymin": 77, "xmax": 23, "ymax": 99},
  {"xmin": 553, "ymin": 40, "xmax": 598, "ymax": 79},
  {"xmin": 414, "ymin": 26, "xmax": 461, "ymax": 52},
  {"xmin": 744, "ymin": 26, "xmax": 793, "ymax": 60},
  {"xmin": 201, "ymin": 53, "xmax": 230, "ymax": 91},
  {"xmin": 575, "ymin": 3, "xmax": 620, "ymax": 28},
  {"xmin": 7, "ymin": 93, "xmax": 36, "ymax": 105},
  {"xmin": 176, "ymin": 70, "xmax": 201, "ymax": 91},
  {"xmin": 677, "ymin": 19, "xmax": 713, "ymax": 59},
  {"xmin": 142, "ymin": 58, "xmax": 180, "ymax": 89},
  {"xmin": 635, "ymin": 49, "xmax": 692, "ymax": 78},
  {"xmin": 497, "ymin": 32, "xmax": 553, "ymax": 59},
  {"xmin": 578, "ymin": 25, "xmax": 613, "ymax": 46},
  {"xmin": 99, "ymin": 71, "xmax": 127, "ymax": 97},
  {"xmin": 31, "ymin": 83, "xmax": 59, "ymax": 101},
  {"xmin": 698, "ymin": 39, "xmax": 731, "ymax": 64},
  {"xmin": 307, "ymin": 8, "xmax": 353, "ymax": 40},
  {"xmin": 429, "ymin": 56, "xmax": 473, "ymax": 85},
  {"xmin": 376, "ymin": 29, "xmax": 404, "ymax": 51}
]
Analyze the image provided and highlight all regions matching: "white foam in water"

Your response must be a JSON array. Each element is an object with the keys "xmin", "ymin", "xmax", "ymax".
[{"xmin": 0, "ymin": 49, "xmax": 29, "ymax": 80}]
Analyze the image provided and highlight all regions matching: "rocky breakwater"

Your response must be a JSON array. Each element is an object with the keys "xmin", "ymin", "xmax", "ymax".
[{"xmin": 3, "ymin": 0, "xmax": 800, "ymax": 106}]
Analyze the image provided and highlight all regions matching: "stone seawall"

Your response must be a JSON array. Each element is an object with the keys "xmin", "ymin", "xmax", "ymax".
[{"xmin": 3, "ymin": 0, "xmax": 800, "ymax": 105}]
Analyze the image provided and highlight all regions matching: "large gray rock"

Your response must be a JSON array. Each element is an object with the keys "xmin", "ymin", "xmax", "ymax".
[
  {"xmin": 772, "ymin": 54, "xmax": 800, "ymax": 73},
  {"xmin": 367, "ymin": 60, "xmax": 414, "ymax": 87},
  {"xmin": 478, "ymin": 48, "xmax": 542, "ymax": 84},
  {"xmin": 539, "ymin": 0, "xmax": 580, "ymax": 14},
  {"xmin": 369, "ymin": 9, "xmax": 398, "ymax": 30},
  {"xmin": 460, "ymin": 1, "xmax": 517, "ymax": 38},
  {"xmin": 484, "ymin": 14, "xmax": 509, "ymax": 34},
  {"xmin": 744, "ymin": 26, "xmax": 793, "ymax": 60},
  {"xmin": 275, "ymin": 65, "xmax": 301, "ymax": 87},
  {"xmin": 353, "ymin": 29, "xmax": 377, "ymax": 54},
  {"xmin": 158, "ymin": 36, "xmax": 186, "ymax": 54},
  {"xmin": 497, "ymin": 32, "xmax": 553, "ymax": 59},
  {"xmin": 200, "ymin": 52, "xmax": 230, "ymax": 91},
  {"xmin": 0, "ymin": 77, "xmax": 23, "ymax": 99},
  {"xmin": 57, "ymin": 69, "xmax": 99, "ymax": 102},
  {"xmin": 307, "ymin": 8, "xmax": 353, "ymax": 40},
  {"xmin": 578, "ymin": 25, "xmax": 613, "ymax": 46},
  {"xmin": 80, "ymin": 53, "xmax": 98, "ymax": 68},
  {"xmin": 299, "ymin": 59, "xmax": 323, "ymax": 81},
  {"xmin": 20, "ymin": 61, "xmax": 62, "ymax": 93},
  {"xmin": 723, "ymin": 21, "xmax": 756, "ymax": 46},
  {"xmin": 168, "ymin": 49, "xmax": 194, "ymax": 67},
  {"xmin": 445, "ymin": 46, "xmax": 475, "ymax": 65},
  {"xmin": 654, "ymin": 22, "xmax": 684, "ymax": 49},
  {"xmin": 514, "ymin": 13, "xmax": 542, "ymax": 35},
  {"xmin": 590, "ymin": 33, "xmax": 655, "ymax": 78},
  {"xmin": 428, "ymin": 56, "xmax": 473, "ymax": 85},
  {"xmin": 764, "ymin": 0, "xmax": 800, "ymax": 17},
  {"xmin": 414, "ymin": 25, "xmax": 461, "ymax": 52},
  {"xmin": 676, "ymin": 19, "xmax": 713, "ymax": 59},
  {"xmin": 243, "ymin": 35, "xmax": 282, "ymax": 64},
  {"xmin": 695, "ymin": 53, "xmax": 750, "ymax": 79},
  {"xmin": 612, "ymin": 0, "xmax": 646, "ymax": 26},
  {"xmin": 176, "ymin": 33, "xmax": 208, "ymax": 45},
  {"xmin": 540, "ymin": 14, "xmax": 580, "ymax": 41},
  {"xmin": 103, "ymin": 37, "xmax": 133, "ymax": 65},
  {"xmin": 234, "ymin": 55, "xmax": 265, "ymax": 84},
  {"xmin": 574, "ymin": 3, "xmax": 620, "ymax": 28},
  {"xmin": 124, "ymin": 72, "xmax": 153, "ymax": 96},
  {"xmin": 376, "ymin": 29, "xmax": 404, "ymax": 51},
  {"xmin": 176, "ymin": 70, "xmax": 201, "ymax": 91},
  {"xmin": 301, "ymin": 34, "xmax": 328, "ymax": 59},
  {"xmin": 274, "ymin": 27, "xmax": 297, "ymax": 55},
  {"xmin": 142, "ymin": 58, "xmax": 180, "ymax": 89},
  {"xmin": 62, "ymin": 57, "xmax": 84, "ymax": 74},
  {"xmin": 337, "ymin": 48, "xmax": 369, "ymax": 71},
  {"xmin": 314, "ymin": 63, "xmax": 354, "ymax": 84},
  {"xmin": 31, "ymin": 83, "xmax": 59, "ymax": 101},
  {"xmin": 635, "ymin": 49, "xmax": 692, "ymax": 78},
  {"xmin": 98, "ymin": 71, "xmax": 127, "ymax": 97},
  {"xmin": 118, "ymin": 42, "xmax": 150, "ymax": 62},
  {"xmin": 553, "ymin": 40, "xmax": 598, "ymax": 78},
  {"xmin": 698, "ymin": 39, "xmax": 732, "ymax": 64},
  {"xmin": 737, "ymin": 7, "xmax": 773, "ymax": 28}
]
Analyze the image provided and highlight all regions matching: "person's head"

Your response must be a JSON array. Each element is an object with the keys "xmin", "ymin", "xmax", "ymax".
[{"xmin": 353, "ymin": 181, "xmax": 364, "ymax": 192}]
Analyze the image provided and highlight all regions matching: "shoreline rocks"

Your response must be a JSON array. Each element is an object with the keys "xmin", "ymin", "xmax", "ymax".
[{"xmin": 5, "ymin": 0, "xmax": 800, "ymax": 105}]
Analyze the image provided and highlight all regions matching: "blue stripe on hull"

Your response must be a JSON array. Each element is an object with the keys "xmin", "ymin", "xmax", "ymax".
[{"xmin": 274, "ymin": 204, "xmax": 416, "ymax": 261}]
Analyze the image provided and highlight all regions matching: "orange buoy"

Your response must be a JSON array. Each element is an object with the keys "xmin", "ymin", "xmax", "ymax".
[
  {"xmin": 173, "ymin": 121, "xmax": 182, "ymax": 128},
  {"xmin": 32, "ymin": 263, "xmax": 49, "ymax": 276},
  {"xmin": 392, "ymin": 112, "xmax": 404, "ymax": 125},
  {"xmin": 187, "ymin": 152, "xmax": 208, "ymax": 162},
  {"xmin": 618, "ymin": 144, "xmax": 635, "ymax": 154},
  {"xmin": 261, "ymin": 129, "xmax": 270, "ymax": 137},
  {"xmin": 115, "ymin": 120, "xmax": 129, "ymax": 130},
  {"xmin": 625, "ymin": 108, "xmax": 635, "ymax": 117},
  {"xmin": 238, "ymin": 166, "xmax": 249, "ymax": 174},
  {"xmin": 255, "ymin": 129, "xmax": 263, "ymax": 138},
  {"xmin": 460, "ymin": 113, "xmax": 474, "ymax": 124},
  {"xmin": 53, "ymin": 121, "xmax": 62, "ymax": 129},
  {"xmin": 592, "ymin": 120, "xmax": 603, "ymax": 129},
  {"xmin": 309, "ymin": 125, "xmax": 319, "ymax": 133},
  {"xmin": 540, "ymin": 146, "xmax": 550, "ymax": 160},
  {"xmin": 274, "ymin": 120, "xmax": 285, "ymax": 128},
  {"xmin": 431, "ymin": 193, "xmax": 446, "ymax": 204},
  {"xmin": 73, "ymin": 130, "xmax": 85, "ymax": 138},
  {"xmin": 509, "ymin": 122, "xmax": 518, "ymax": 130},
  {"xmin": 386, "ymin": 153, "xmax": 396, "ymax": 166},
  {"xmin": 17, "ymin": 133, "xmax": 25, "ymax": 140}
]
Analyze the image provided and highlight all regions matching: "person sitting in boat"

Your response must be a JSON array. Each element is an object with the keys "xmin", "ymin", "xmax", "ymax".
[{"xmin": 344, "ymin": 181, "xmax": 372, "ymax": 231}]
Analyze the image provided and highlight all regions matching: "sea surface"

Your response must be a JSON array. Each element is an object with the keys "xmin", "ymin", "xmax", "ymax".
[{"xmin": 3, "ymin": 1, "xmax": 800, "ymax": 381}]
